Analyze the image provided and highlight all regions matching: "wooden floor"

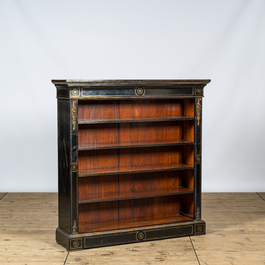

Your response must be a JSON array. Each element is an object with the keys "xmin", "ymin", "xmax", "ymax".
[{"xmin": 1, "ymin": 192, "xmax": 265, "ymax": 264}]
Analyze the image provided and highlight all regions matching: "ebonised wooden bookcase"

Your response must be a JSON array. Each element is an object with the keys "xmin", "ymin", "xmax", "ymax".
[{"xmin": 53, "ymin": 79, "xmax": 210, "ymax": 250}]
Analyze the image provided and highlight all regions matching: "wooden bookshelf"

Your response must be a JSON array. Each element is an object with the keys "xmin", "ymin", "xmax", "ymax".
[{"xmin": 53, "ymin": 79, "xmax": 210, "ymax": 250}]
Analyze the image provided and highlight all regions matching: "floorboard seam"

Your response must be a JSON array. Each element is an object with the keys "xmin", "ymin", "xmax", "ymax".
[
  {"xmin": 189, "ymin": 237, "xmax": 201, "ymax": 265},
  {"xmin": 256, "ymin": 192, "xmax": 265, "ymax": 202},
  {"xmin": 63, "ymin": 251, "xmax": 69, "ymax": 265},
  {"xmin": 0, "ymin": 192, "xmax": 8, "ymax": 200}
]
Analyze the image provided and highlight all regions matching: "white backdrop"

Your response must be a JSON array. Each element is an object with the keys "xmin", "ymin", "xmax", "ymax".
[{"xmin": 1, "ymin": 0, "xmax": 265, "ymax": 192}]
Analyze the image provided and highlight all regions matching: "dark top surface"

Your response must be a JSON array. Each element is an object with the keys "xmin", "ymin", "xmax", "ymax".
[{"xmin": 52, "ymin": 79, "xmax": 211, "ymax": 86}]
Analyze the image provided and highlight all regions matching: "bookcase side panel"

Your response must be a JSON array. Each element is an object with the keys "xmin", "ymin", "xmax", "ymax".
[
  {"xmin": 195, "ymin": 97, "xmax": 202, "ymax": 220},
  {"xmin": 57, "ymin": 99, "xmax": 72, "ymax": 233},
  {"xmin": 71, "ymin": 99, "xmax": 79, "ymax": 234}
]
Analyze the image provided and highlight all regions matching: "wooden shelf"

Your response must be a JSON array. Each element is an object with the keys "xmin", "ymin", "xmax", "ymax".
[
  {"xmin": 79, "ymin": 164, "xmax": 194, "ymax": 177},
  {"xmin": 78, "ymin": 116, "xmax": 194, "ymax": 125},
  {"xmin": 78, "ymin": 140, "xmax": 194, "ymax": 151},
  {"xmin": 79, "ymin": 186, "xmax": 194, "ymax": 203},
  {"xmin": 78, "ymin": 214, "xmax": 193, "ymax": 233}
]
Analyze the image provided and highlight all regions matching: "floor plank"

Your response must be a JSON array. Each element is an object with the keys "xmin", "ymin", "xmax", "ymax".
[
  {"xmin": 0, "ymin": 193, "xmax": 67, "ymax": 265},
  {"xmin": 66, "ymin": 237, "xmax": 199, "ymax": 265},
  {"xmin": 1, "ymin": 192, "xmax": 265, "ymax": 264},
  {"xmin": 191, "ymin": 193, "xmax": 265, "ymax": 265},
  {"xmin": 0, "ymin": 193, "xmax": 7, "ymax": 200},
  {"xmin": 257, "ymin": 192, "xmax": 265, "ymax": 201}
]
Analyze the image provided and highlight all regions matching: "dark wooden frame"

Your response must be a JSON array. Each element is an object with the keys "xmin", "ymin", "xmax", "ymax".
[{"xmin": 53, "ymin": 79, "xmax": 210, "ymax": 250}]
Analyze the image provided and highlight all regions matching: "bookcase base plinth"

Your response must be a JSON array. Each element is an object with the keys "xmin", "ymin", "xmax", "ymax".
[{"xmin": 56, "ymin": 220, "xmax": 206, "ymax": 251}]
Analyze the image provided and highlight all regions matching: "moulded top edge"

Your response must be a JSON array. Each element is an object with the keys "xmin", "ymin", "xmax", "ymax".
[{"xmin": 51, "ymin": 79, "xmax": 211, "ymax": 86}]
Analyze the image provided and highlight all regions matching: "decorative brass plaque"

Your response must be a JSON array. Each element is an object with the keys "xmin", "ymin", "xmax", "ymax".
[
  {"xmin": 195, "ymin": 154, "xmax": 201, "ymax": 164},
  {"xmin": 136, "ymin": 231, "xmax": 146, "ymax": 241},
  {"xmin": 195, "ymin": 87, "xmax": 203, "ymax": 95},
  {"xmin": 70, "ymin": 238, "xmax": 82, "ymax": 250},
  {"xmin": 71, "ymin": 162, "xmax": 78, "ymax": 173},
  {"xmin": 135, "ymin": 87, "xmax": 145, "ymax": 96},
  {"xmin": 71, "ymin": 88, "xmax": 80, "ymax": 97}
]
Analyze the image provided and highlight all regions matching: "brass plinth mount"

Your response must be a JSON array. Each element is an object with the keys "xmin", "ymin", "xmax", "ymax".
[
  {"xmin": 196, "ymin": 207, "xmax": 201, "ymax": 220},
  {"xmin": 72, "ymin": 220, "xmax": 78, "ymax": 234},
  {"xmin": 70, "ymin": 238, "xmax": 82, "ymax": 250},
  {"xmin": 136, "ymin": 231, "xmax": 146, "ymax": 241},
  {"xmin": 73, "ymin": 240, "xmax": 79, "ymax": 248}
]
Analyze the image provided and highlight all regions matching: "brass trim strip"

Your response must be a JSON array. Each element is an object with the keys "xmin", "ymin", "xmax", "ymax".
[
  {"xmin": 71, "ymin": 100, "xmax": 77, "ymax": 130},
  {"xmin": 196, "ymin": 98, "xmax": 202, "ymax": 125}
]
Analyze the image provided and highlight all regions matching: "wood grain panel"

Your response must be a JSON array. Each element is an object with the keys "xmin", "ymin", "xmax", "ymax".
[
  {"xmin": 119, "ymin": 122, "xmax": 181, "ymax": 144},
  {"xmin": 78, "ymin": 149, "xmax": 119, "ymax": 171},
  {"xmin": 78, "ymin": 170, "xmax": 194, "ymax": 202},
  {"xmin": 119, "ymin": 100, "xmax": 183, "ymax": 119},
  {"xmin": 78, "ymin": 124, "xmax": 118, "ymax": 147},
  {"xmin": 118, "ymin": 196, "xmax": 180, "ymax": 222},
  {"xmin": 78, "ymin": 164, "xmax": 194, "ymax": 177},
  {"xmin": 78, "ymin": 201, "xmax": 119, "ymax": 233},
  {"xmin": 78, "ymin": 195, "xmax": 184, "ymax": 233},
  {"xmin": 180, "ymin": 194, "xmax": 194, "ymax": 216},
  {"xmin": 78, "ymin": 146, "xmax": 194, "ymax": 176},
  {"xmin": 182, "ymin": 121, "xmax": 194, "ymax": 142},
  {"xmin": 119, "ymin": 146, "xmax": 190, "ymax": 168},
  {"xmin": 78, "ymin": 121, "xmax": 194, "ymax": 149},
  {"xmin": 180, "ymin": 145, "xmax": 194, "ymax": 167},
  {"xmin": 78, "ymin": 214, "xmax": 192, "ymax": 233},
  {"xmin": 119, "ymin": 171, "xmax": 181, "ymax": 196},
  {"xmin": 78, "ymin": 99, "xmax": 194, "ymax": 122},
  {"xmin": 79, "ymin": 175, "xmax": 119, "ymax": 201},
  {"xmin": 180, "ymin": 170, "xmax": 194, "ymax": 190},
  {"xmin": 183, "ymin": 99, "xmax": 194, "ymax": 117},
  {"xmin": 78, "ymin": 100, "xmax": 119, "ymax": 121},
  {"xmin": 78, "ymin": 194, "xmax": 192, "ymax": 233}
]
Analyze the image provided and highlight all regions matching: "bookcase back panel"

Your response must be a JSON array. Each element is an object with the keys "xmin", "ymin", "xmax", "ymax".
[
  {"xmin": 182, "ymin": 121, "xmax": 194, "ymax": 142},
  {"xmin": 78, "ymin": 146, "xmax": 194, "ymax": 172},
  {"xmin": 79, "ymin": 201, "xmax": 119, "ymax": 228},
  {"xmin": 78, "ymin": 124, "xmax": 119, "ymax": 147},
  {"xmin": 78, "ymin": 99, "xmax": 194, "ymax": 122},
  {"xmin": 78, "ymin": 170, "xmax": 194, "ymax": 202},
  {"xmin": 78, "ymin": 121, "xmax": 194, "ymax": 148},
  {"xmin": 78, "ymin": 149, "xmax": 119, "ymax": 171},
  {"xmin": 79, "ymin": 175, "xmax": 119, "ymax": 201},
  {"xmin": 119, "ymin": 172, "xmax": 181, "ymax": 195},
  {"xmin": 180, "ymin": 193, "xmax": 194, "ymax": 216},
  {"xmin": 78, "ymin": 194, "xmax": 194, "ymax": 233},
  {"xmin": 119, "ymin": 121, "xmax": 193, "ymax": 144},
  {"xmin": 119, "ymin": 100, "xmax": 184, "ymax": 119},
  {"xmin": 180, "ymin": 169, "xmax": 194, "ymax": 190},
  {"xmin": 119, "ymin": 146, "xmax": 194, "ymax": 168},
  {"xmin": 183, "ymin": 99, "xmax": 195, "ymax": 117},
  {"xmin": 119, "ymin": 196, "xmax": 180, "ymax": 221},
  {"xmin": 78, "ymin": 100, "xmax": 119, "ymax": 121}
]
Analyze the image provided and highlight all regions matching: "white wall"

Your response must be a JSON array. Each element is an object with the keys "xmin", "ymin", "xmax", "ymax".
[{"xmin": 1, "ymin": 0, "xmax": 265, "ymax": 192}]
